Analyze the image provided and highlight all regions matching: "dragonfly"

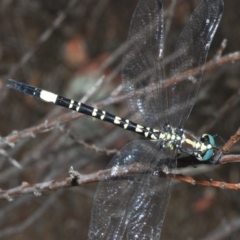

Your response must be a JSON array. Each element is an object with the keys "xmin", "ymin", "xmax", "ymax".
[{"xmin": 7, "ymin": 0, "xmax": 223, "ymax": 239}]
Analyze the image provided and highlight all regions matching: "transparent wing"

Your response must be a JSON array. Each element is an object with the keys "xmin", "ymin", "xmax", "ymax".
[
  {"xmin": 167, "ymin": 0, "xmax": 224, "ymax": 127},
  {"xmin": 122, "ymin": 0, "xmax": 166, "ymax": 129},
  {"xmin": 88, "ymin": 140, "xmax": 175, "ymax": 240}
]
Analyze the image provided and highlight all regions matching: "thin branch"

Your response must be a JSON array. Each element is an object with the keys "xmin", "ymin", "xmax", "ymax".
[
  {"xmin": 213, "ymin": 38, "xmax": 227, "ymax": 60},
  {"xmin": 216, "ymin": 128, "xmax": 240, "ymax": 163},
  {"xmin": 165, "ymin": 0, "xmax": 177, "ymax": 38},
  {"xmin": 2, "ymin": 154, "xmax": 240, "ymax": 201},
  {"xmin": 169, "ymin": 173, "xmax": 240, "ymax": 190},
  {"xmin": 87, "ymin": 0, "xmax": 111, "ymax": 36},
  {"xmin": 61, "ymin": 127, "xmax": 118, "ymax": 155},
  {"xmin": 222, "ymin": 127, "xmax": 240, "ymax": 152},
  {"xmin": 80, "ymin": 75, "xmax": 105, "ymax": 103},
  {"xmin": 0, "ymin": 149, "xmax": 22, "ymax": 169}
]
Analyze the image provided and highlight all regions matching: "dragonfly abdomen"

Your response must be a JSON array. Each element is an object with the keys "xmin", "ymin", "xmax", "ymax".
[{"xmin": 7, "ymin": 79, "xmax": 215, "ymax": 161}]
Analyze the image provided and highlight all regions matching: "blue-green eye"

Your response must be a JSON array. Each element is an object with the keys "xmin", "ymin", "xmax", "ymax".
[
  {"xmin": 207, "ymin": 134, "xmax": 215, "ymax": 146},
  {"xmin": 201, "ymin": 148, "xmax": 214, "ymax": 161}
]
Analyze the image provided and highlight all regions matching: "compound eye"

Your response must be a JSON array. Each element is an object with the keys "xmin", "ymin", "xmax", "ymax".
[
  {"xmin": 200, "ymin": 134, "xmax": 215, "ymax": 146},
  {"xmin": 200, "ymin": 148, "xmax": 214, "ymax": 161}
]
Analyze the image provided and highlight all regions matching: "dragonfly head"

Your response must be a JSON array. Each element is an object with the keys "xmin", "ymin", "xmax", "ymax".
[{"xmin": 196, "ymin": 134, "xmax": 216, "ymax": 161}]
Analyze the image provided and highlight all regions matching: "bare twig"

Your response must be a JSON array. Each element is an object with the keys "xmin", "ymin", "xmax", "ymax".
[
  {"xmin": 0, "ymin": 149, "xmax": 22, "ymax": 169},
  {"xmin": 80, "ymin": 75, "xmax": 105, "ymax": 103},
  {"xmin": 213, "ymin": 38, "xmax": 227, "ymax": 60},
  {"xmin": 2, "ymin": 155, "xmax": 240, "ymax": 201},
  {"xmin": 169, "ymin": 173, "xmax": 240, "ymax": 190},
  {"xmin": 219, "ymin": 128, "xmax": 240, "ymax": 156},
  {"xmin": 60, "ymin": 127, "xmax": 118, "ymax": 155},
  {"xmin": 165, "ymin": 0, "xmax": 177, "ymax": 38}
]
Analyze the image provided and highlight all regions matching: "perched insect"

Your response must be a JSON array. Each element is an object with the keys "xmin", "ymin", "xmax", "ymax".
[{"xmin": 8, "ymin": 0, "xmax": 224, "ymax": 239}]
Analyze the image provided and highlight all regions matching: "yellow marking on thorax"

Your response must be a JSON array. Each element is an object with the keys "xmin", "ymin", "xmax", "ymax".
[
  {"xmin": 160, "ymin": 132, "xmax": 166, "ymax": 140},
  {"xmin": 185, "ymin": 138, "xmax": 210, "ymax": 153},
  {"xmin": 185, "ymin": 138, "xmax": 195, "ymax": 147},
  {"xmin": 166, "ymin": 133, "xmax": 171, "ymax": 140}
]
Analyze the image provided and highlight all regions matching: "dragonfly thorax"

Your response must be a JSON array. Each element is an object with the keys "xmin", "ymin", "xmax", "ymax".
[
  {"xmin": 184, "ymin": 133, "xmax": 215, "ymax": 161},
  {"xmin": 147, "ymin": 125, "xmax": 215, "ymax": 162}
]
